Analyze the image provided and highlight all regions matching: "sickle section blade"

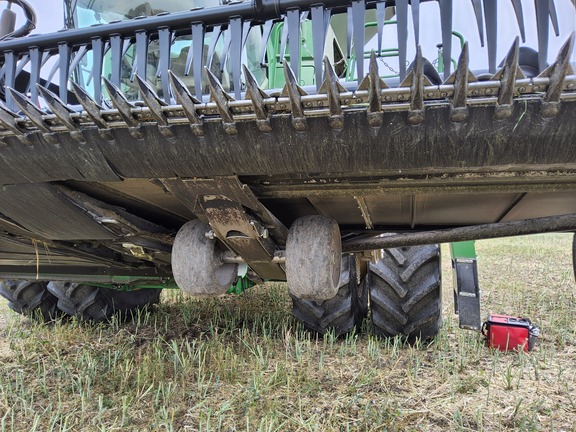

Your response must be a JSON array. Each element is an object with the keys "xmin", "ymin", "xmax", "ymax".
[
  {"xmin": 71, "ymin": 81, "xmax": 112, "ymax": 139},
  {"xmin": 7, "ymin": 87, "xmax": 51, "ymax": 134},
  {"xmin": 0, "ymin": 103, "xmax": 32, "ymax": 144},
  {"xmin": 321, "ymin": 57, "xmax": 345, "ymax": 129},
  {"xmin": 243, "ymin": 64, "xmax": 269, "ymax": 119},
  {"xmin": 134, "ymin": 75, "xmax": 169, "ymax": 127},
  {"xmin": 540, "ymin": 32, "xmax": 575, "ymax": 99},
  {"xmin": 169, "ymin": 70, "xmax": 204, "ymax": 136},
  {"xmin": 452, "ymin": 42, "xmax": 470, "ymax": 109},
  {"xmin": 539, "ymin": 32, "xmax": 575, "ymax": 117},
  {"xmin": 102, "ymin": 77, "xmax": 139, "ymax": 129},
  {"xmin": 367, "ymin": 52, "xmax": 383, "ymax": 113},
  {"xmin": 282, "ymin": 62, "xmax": 307, "ymax": 131},
  {"xmin": 135, "ymin": 74, "xmax": 175, "ymax": 137},
  {"xmin": 410, "ymin": 47, "xmax": 425, "ymax": 112},
  {"xmin": 450, "ymin": 42, "xmax": 471, "ymax": 122},
  {"xmin": 366, "ymin": 52, "xmax": 386, "ymax": 127},
  {"xmin": 243, "ymin": 64, "xmax": 272, "ymax": 132},
  {"xmin": 71, "ymin": 81, "xmax": 105, "ymax": 124},
  {"xmin": 37, "ymin": 85, "xmax": 76, "ymax": 131},
  {"xmin": 205, "ymin": 67, "xmax": 237, "ymax": 135},
  {"xmin": 38, "ymin": 84, "xmax": 86, "ymax": 142},
  {"xmin": 494, "ymin": 37, "xmax": 520, "ymax": 119}
]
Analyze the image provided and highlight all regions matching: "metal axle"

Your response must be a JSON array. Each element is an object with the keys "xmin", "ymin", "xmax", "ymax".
[
  {"xmin": 219, "ymin": 214, "xmax": 576, "ymax": 266},
  {"xmin": 342, "ymin": 214, "xmax": 576, "ymax": 252}
]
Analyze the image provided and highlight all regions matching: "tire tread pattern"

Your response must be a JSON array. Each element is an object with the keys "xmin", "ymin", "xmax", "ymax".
[
  {"xmin": 367, "ymin": 244, "xmax": 442, "ymax": 341},
  {"xmin": 0, "ymin": 280, "xmax": 60, "ymax": 321},
  {"xmin": 47, "ymin": 282, "xmax": 161, "ymax": 322},
  {"xmin": 291, "ymin": 255, "xmax": 368, "ymax": 336}
]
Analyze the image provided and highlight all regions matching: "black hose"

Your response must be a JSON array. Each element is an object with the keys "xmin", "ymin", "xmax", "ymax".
[{"xmin": 0, "ymin": 0, "xmax": 36, "ymax": 40}]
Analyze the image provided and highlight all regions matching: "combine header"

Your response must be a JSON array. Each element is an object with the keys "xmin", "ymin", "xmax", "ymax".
[{"xmin": 0, "ymin": 0, "xmax": 574, "ymax": 338}]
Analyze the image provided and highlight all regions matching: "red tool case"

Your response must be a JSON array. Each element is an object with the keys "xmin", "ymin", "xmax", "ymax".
[{"xmin": 482, "ymin": 314, "xmax": 539, "ymax": 352}]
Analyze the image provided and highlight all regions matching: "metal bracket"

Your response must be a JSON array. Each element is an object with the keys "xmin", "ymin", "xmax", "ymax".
[
  {"xmin": 162, "ymin": 176, "xmax": 287, "ymax": 280},
  {"xmin": 198, "ymin": 195, "xmax": 285, "ymax": 279},
  {"xmin": 451, "ymin": 241, "xmax": 481, "ymax": 331},
  {"xmin": 162, "ymin": 176, "xmax": 288, "ymax": 243}
]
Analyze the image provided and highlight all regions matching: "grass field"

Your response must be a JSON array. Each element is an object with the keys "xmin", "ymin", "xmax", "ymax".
[{"xmin": 0, "ymin": 234, "xmax": 575, "ymax": 431}]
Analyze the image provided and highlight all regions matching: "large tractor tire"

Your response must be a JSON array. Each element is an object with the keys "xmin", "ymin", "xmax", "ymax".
[
  {"xmin": 0, "ymin": 280, "xmax": 60, "ymax": 321},
  {"xmin": 291, "ymin": 254, "xmax": 368, "ymax": 336},
  {"xmin": 47, "ymin": 282, "xmax": 162, "ymax": 323},
  {"xmin": 366, "ymin": 245, "xmax": 442, "ymax": 342}
]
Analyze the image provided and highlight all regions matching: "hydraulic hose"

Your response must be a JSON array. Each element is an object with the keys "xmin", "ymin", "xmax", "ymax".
[{"xmin": 0, "ymin": 0, "xmax": 36, "ymax": 40}]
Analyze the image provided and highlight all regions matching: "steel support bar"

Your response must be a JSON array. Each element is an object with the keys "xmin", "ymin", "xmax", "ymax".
[
  {"xmin": 0, "ymin": 269, "xmax": 171, "ymax": 281},
  {"xmin": 222, "ymin": 251, "xmax": 286, "ymax": 264},
  {"xmin": 0, "ymin": 0, "xmax": 355, "ymax": 54},
  {"xmin": 342, "ymin": 214, "xmax": 576, "ymax": 252}
]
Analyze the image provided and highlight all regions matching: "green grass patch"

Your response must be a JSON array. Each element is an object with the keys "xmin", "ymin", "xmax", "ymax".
[{"xmin": 0, "ymin": 234, "xmax": 575, "ymax": 431}]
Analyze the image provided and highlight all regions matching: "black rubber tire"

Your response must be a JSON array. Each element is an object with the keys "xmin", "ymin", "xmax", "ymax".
[
  {"xmin": 291, "ymin": 254, "xmax": 368, "ymax": 336},
  {"xmin": 367, "ymin": 245, "xmax": 442, "ymax": 342},
  {"xmin": 354, "ymin": 255, "xmax": 370, "ymax": 322},
  {"xmin": 0, "ymin": 280, "xmax": 60, "ymax": 321},
  {"xmin": 47, "ymin": 282, "xmax": 162, "ymax": 323}
]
